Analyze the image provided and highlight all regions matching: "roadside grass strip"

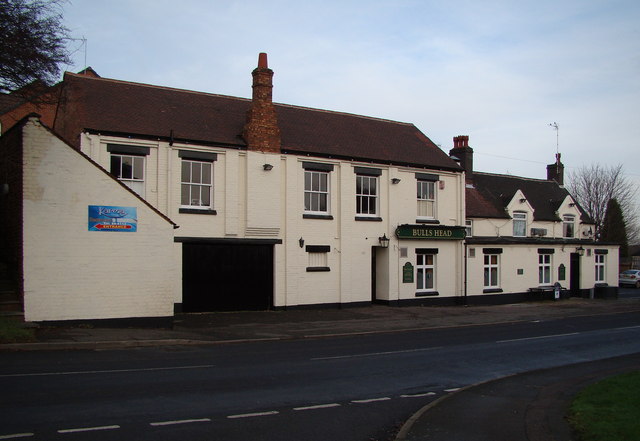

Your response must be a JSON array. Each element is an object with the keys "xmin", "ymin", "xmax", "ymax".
[{"xmin": 568, "ymin": 370, "xmax": 640, "ymax": 441}]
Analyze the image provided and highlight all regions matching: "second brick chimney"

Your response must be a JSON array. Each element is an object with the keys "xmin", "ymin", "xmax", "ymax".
[
  {"xmin": 449, "ymin": 135, "xmax": 473, "ymax": 179},
  {"xmin": 546, "ymin": 153, "xmax": 564, "ymax": 185},
  {"xmin": 243, "ymin": 53, "xmax": 281, "ymax": 153}
]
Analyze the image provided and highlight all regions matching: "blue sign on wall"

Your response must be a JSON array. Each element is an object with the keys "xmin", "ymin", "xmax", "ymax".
[{"xmin": 88, "ymin": 206, "xmax": 137, "ymax": 232}]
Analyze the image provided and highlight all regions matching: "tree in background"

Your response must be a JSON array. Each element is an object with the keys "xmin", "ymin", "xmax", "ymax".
[
  {"xmin": 600, "ymin": 198, "xmax": 629, "ymax": 257},
  {"xmin": 567, "ymin": 164, "xmax": 638, "ymax": 244},
  {"xmin": 0, "ymin": 0, "xmax": 70, "ymax": 97}
]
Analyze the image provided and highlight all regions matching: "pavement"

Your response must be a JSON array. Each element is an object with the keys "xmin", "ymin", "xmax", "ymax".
[{"xmin": 2, "ymin": 297, "xmax": 640, "ymax": 440}]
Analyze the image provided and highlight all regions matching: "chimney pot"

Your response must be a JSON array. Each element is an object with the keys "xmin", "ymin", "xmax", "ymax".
[{"xmin": 258, "ymin": 52, "xmax": 268, "ymax": 69}]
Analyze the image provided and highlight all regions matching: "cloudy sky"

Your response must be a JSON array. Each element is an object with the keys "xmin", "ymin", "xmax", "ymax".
[{"xmin": 62, "ymin": 0, "xmax": 639, "ymax": 198}]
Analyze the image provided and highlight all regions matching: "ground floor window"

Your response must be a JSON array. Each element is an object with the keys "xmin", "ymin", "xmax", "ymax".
[
  {"xmin": 595, "ymin": 254, "xmax": 606, "ymax": 282},
  {"xmin": 484, "ymin": 254, "xmax": 500, "ymax": 289},
  {"xmin": 539, "ymin": 254, "xmax": 552, "ymax": 285},
  {"xmin": 416, "ymin": 252, "xmax": 436, "ymax": 292}
]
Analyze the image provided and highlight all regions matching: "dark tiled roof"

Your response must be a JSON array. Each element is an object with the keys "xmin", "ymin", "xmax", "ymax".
[
  {"xmin": 53, "ymin": 73, "xmax": 460, "ymax": 171},
  {"xmin": 0, "ymin": 92, "xmax": 26, "ymax": 114},
  {"xmin": 467, "ymin": 172, "xmax": 591, "ymax": 222}
]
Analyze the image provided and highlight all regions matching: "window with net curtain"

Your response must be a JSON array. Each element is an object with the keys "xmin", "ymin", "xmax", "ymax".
[{"xmin": 513, "ymin": 212, "xmax": 527, "ymax": 237}]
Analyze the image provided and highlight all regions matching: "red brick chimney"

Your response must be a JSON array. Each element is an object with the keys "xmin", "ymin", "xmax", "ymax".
[
  {"xmin": 546, "ymin": 153, "xmax": 564, "ymax": 185},
  {"xmin": 449, "ymin": 135, "xmax": 473, "ymax": 178},
  {"xmin": 243, "ymin": 53, "xmax": 281, "ymax": 153}
]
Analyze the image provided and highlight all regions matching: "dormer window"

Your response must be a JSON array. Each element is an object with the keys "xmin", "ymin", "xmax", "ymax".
[
  {"xmin": 513, "ymin": 212, "xmax": 527, "ymax": 237},
  {"xmin": 563, "ymin": 215, "xmax": 575, "ymax": 238}
]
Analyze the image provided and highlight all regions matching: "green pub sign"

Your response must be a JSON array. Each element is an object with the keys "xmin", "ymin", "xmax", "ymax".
[
  {"xmin": 395, "ymin": 224, "xmax": 466, "ymax": 240},
  {"xmin": 402, "ymin": 262, "xmax": 414, "ymax": 283}
]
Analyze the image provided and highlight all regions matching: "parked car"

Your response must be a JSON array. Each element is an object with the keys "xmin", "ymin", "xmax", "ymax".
[{"xmin": 619, "ymin": 269, "xmax": 640, "ymax": 288}]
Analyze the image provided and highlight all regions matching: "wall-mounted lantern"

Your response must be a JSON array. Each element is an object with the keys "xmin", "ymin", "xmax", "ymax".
[{"xmin": 378, "ymin": 234, "xmax": 390, "ymax": 248}]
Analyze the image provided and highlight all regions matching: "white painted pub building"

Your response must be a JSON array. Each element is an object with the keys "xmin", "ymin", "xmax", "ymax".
[{"xmin": 0, "ymin": 54, "xmax": 618, "ymax": 323}]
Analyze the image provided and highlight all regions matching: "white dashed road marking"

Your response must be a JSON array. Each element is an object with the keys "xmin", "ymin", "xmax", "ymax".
[
  {"xmin": 312, "ymin": 347, "xmax": 442, "ymax": 361},
  {"xmin": 401, "ymin": 392, "xmax": 436, "ymax": 398},
  {"xmin": 150, "ymin": 418, "xmax": 211, "ymax": 426},
  {"xmin": 444, "ymin": 388, "xmax": 461, "ymax": 393},
  {"xmin": 227, "ymin": 411, "xmax": 279, "ymax": 419},
  {"xmin": 57, "ymin": 425, "xmax": 120, "ymax": 434},
  {"xmin": 293, "ymin": 403, "xmax": 341, "ymax": 411},
  {"xmin": 0, "ymin": 365, "xmax": 217, "ymax": 378},
  {"xmin": 352, "ymin": 397, "xmax": 391, "ymax": 403},
  {"xmin": 496, "ymin": 332, "xmax": 579, "ymax": 344},
  {"xmin": 6, "ymin": 389, "xmax": 445, "ymax": 437}
]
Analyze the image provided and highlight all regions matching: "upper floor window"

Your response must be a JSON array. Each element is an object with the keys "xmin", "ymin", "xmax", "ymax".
[
  {"xmin": 302, "ymin": 162, "xmax": 334, "ymax": 219},
  {"xmin": 355, "ymin": 167, "xmax": 381, "ymax": 218},
  {"xmin": 563, "ymin": 215, "xmax": 575, "ymax": 238},
  {"xmin": 178, "ymin": 150, "xmax": 217, "ymax": 213},
  {"xmin": 181, "ymin": 159, "xmax": 212, "ymax": 209},
  {"xmin": 416, "ymin": 173, "xmax": 439, "ymax": 221},
  {"xmin": 513, "ymin": 212, "xmax": 527, "ymax": 237},
  {"xmin": 465, "ymin": 219, "xmax": 473, "ymax": 237},
  {"xmin": 107, "ymin": 144, "xmax": 150, "ymax": 198},
  {"xmin": 417, "ymin": 181, "xmax": 436, "ymax": 219},
  {"xmin": 305, "ymin": 170, "xmax": 329, "ymax": 214}
]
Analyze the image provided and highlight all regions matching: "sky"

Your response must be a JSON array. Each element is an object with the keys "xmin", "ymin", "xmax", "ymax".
[{"xmin": 61, "ymin": 0, "xmax": 639, "ymax": 207}]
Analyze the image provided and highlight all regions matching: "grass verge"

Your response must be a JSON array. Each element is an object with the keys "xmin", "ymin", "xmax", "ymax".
[
  {"xmin": 568, "ymin": 370, "xmax": 640, "ymax": 441},
  {"xmin": 0, "ymin": 317, "xmax": 35, "ymax": 344}
]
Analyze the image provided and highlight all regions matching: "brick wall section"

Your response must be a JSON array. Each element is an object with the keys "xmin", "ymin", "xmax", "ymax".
[
  {"xmin": 0, "ymin": 120, "xmax": 25, "ymax": 300},
  {"xmin": 243, "ymin": 53, "xmax": 281, "ymax": 153},
  {"xmin": 21, "ymin": 117, "xmax": 176, "ymax": 321}
]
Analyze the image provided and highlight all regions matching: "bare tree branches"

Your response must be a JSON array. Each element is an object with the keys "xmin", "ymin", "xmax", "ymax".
[
  {"xmin": 0, "ymin": 0, "xmax": 71, "ymax": 96},
  {"xmin": 567, "ymin": 164, "xmax": 638, "ymax": 244}
]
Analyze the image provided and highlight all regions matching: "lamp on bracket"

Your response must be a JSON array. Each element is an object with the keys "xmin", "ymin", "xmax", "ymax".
[
  {"xmin": 263, "ymin": 163, "xmax": 274, "ymax": 171},
  {"xmin": 378, "ymin": 234, "xmax": 390, "ymax": 248}
]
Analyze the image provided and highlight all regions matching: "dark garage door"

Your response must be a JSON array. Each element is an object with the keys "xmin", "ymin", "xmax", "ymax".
[{"xmin": 182, "ymin": 242, "xmax": 274, "ymax": 312}]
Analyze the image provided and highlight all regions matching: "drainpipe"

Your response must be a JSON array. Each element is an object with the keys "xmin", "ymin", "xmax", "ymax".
[{"xmin": 463, "ymin": 242, "xmax": 468, "ymax": 306}]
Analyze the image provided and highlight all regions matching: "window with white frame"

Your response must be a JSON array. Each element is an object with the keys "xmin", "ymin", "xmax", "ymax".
[
  {"xmin": 305, "ymin": 170, "xmax": 329, "ymax": 214},
  {"xmin": 416, "ymin": 251, "xmax": 436, "ymax": 293},
  {"xmin": 465, "ymin": 219, "xmax": 473, "ymax": 237},
  {"xmin": 563, "ymin": 215, "xmax": 575, "ymax": 238},
  {"xmin": 181, "ymin": 159, "xmax": 213, "ymax": 209},
  {"xmin": 539, "ymin": 253, "xmax": 552, "ymax": 285},
  {"xmin": 108, "ymin": 144, "xmax": 150, "ymax": 198},
  {"xmin": 178, "ymin": 150, "xmax": 217, "ymax": 212},
  {"xmin": 595, "ymin": 253, "xmax": 606, "ymax": 282},
  {"xmin": 513, "ymin": 212, "xmax": 527, "ymax": 237},
  {"xmin": 355, "ymin": 169, "xmax": 379, "ymax": 217},
  {"xmin": 417, "ymin": 180, "xmax": 436, "ymax": 219},
  {"xmin": 483, "ymin": 254, "xmax": 500, "ymax": 289},
  {"xmin": 110, "ymin": 154, "xmax": 145, "ymax": 197}
]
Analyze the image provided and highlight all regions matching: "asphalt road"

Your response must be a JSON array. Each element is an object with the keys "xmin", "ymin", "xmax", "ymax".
[{"xmin": 1, "ymin": 311, "xmax": 639, "ymax": 440}]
